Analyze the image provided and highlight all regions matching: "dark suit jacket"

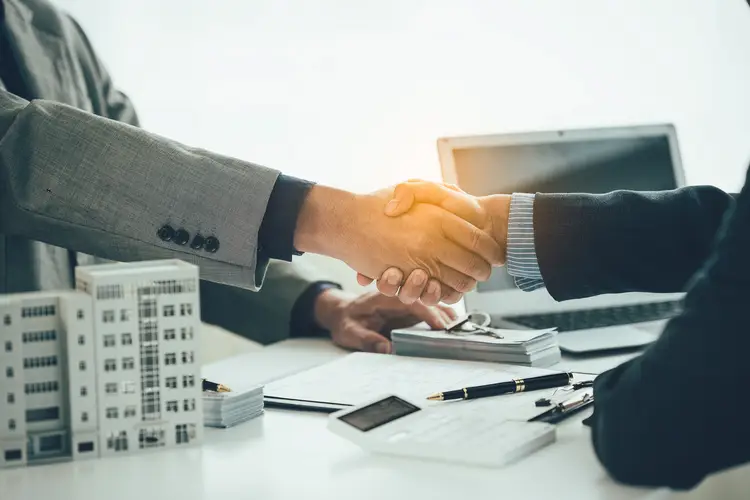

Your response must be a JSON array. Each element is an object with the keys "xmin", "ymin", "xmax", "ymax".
[{"xmin": 534, "ymin": 181, "xmax": 748, "ymax": 489}]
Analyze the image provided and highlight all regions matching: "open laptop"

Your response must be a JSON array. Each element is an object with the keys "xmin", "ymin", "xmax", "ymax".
[{"xmin": 438, "ymin": 124, "xmax": 686, "ymax": 354}]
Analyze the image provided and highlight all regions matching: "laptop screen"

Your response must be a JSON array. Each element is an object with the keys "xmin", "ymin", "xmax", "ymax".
[{"xmin": 451, "ymin": 134, "xmax": 678, "ymax": 292}]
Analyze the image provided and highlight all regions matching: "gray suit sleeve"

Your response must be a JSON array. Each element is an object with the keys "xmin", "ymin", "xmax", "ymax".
[{"xmin": 0, "ymin": 89, "xmax": 278, "ymax": 290}]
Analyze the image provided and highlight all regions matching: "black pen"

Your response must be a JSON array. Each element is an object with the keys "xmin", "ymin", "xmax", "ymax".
[
  {"xmin": 202, "ymin": 378, "xmax": 231, "ymax": 393},
  {"xmin": 427, "ymin": 372, "xmax": 572, "ymax": 401}
]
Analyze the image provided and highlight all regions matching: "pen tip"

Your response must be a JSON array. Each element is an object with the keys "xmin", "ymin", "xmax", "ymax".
[
  {"xmin": 426, "ymin": 393, "xmax": 443, "ymax": 401},
  {"xmin": 218, "ymin": 385, "xmax": 231, "ymax": 393}
]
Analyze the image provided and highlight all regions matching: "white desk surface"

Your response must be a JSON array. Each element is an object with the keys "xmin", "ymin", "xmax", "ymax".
[{"xmin": 4, "ymin": 339, "xmax": 750, "ymax": 500}]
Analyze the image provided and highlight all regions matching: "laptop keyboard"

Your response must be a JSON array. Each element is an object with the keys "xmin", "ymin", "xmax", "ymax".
[{"xmin": 503, "ymin": 300, "xmax": 683, "ymax": 332}]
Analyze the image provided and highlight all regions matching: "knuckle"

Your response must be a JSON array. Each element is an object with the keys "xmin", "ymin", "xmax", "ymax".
[{"xmin": 470, "ymin": 227, "xmax": 482, "ymax": 251}]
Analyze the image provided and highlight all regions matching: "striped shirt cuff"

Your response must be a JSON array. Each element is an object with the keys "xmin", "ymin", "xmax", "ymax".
[{"xmin": 506, "ymin": 193, "xmax": 545, "ymax": 292}]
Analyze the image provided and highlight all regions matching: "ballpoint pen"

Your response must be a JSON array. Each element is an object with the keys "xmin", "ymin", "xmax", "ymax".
[
  {"xmin": 427, "ymin": 372, "xmax": 572, "ymax": 401},
  {"xmin": 202, "ymin": 378, "xmax": 231, "ymax": 392}
]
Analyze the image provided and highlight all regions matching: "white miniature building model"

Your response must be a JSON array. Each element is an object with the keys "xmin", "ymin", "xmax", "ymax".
[{"xmin": 0, "ymin": 260, "xmax": 203, "ymax": 468}]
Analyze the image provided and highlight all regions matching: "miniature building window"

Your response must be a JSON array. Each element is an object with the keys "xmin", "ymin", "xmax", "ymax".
[
  {"xmin": 176, "ymin": 424, "xmax": 196, "ymax": 445},
  {"xmin": 6, "ymin": 367, "xmax": 13, "ymax": 378},
  {"xmin": 78, "ymin": 442, "xmax": 94, "ymax": 453},
  {"xmin": 183, "ymin": 399, "xmax": 196, "ymax": 412},
  {"xmin": 97, "ymin": 284, "xmax": 123, "ymax": 300},
  {"xmin": 39, "ymin": 434, "xmax": 63, "ymax": 453},
  {"xmin": 138, "ymin": 428, "xmax": 165, "ymax": 449},
  {"xmin": 166, "ymin": 401, "xmax": 178, "ymax": 412},
  {"xmin": 120, "ymin": 309, "xmax": 130, "ymax": 322},
  {"xmin": 8, "ymin": 419, "xmax": 16, "ymax": 430},
  {"xmin": 77, "ymin": 309, "xmax": 84, "ymax": 320},
  {"xmin": 140, "ymin": 299, "xmax": 157, "ymax": 318},
  {"xmin": 181, "ymin": 351, "xmax": 194, "ymax": 364},
  {"xmin": 122, "ymin": 381, "xmax": 136, "ymax": 394},
  {"xmin": 81, "ymin": 386, "xmax": 88, "ymax": 397},
  {"xmin": 3, "ymin": 314, "xmax": 10, "ymax": 325},
  {"xmin": 106, "ymin": 407, "xmax": 118, "ymax": 419},
  {"xmin": 165, "ymin": 353, "xmax": 177, "ymax": 365},
  {"xmin": 105, "ymin": 383, "xmax": 118, "ymax": 394},
  {"xmin": 163, "ymin": 305, "xmax": 175, "ymax": 317},
  {"xmin": 102, "ymin": 310, "xmax": 115, "ymax": 323},
  {"xmin": 122, "ymin": 357, "xmax": 135, "ymax": 370},
  {"xmin": 124, "ymin": 406, "xmax": 137, "ymax": 418},
  {"xmin": 166, "ymin": 377, "xmax": 177, "ymax": 389},
  {"xmin": 181, "ymin": 327, "xmax": 194, "ymax": 340},
  {"xmin": 121, "ymin": 333, "xmax": 133, "ymax": 345},
  {"xmin": 180, "ymin": 303, "xmax": 193, "ymax": 316},
  {"xmin": 103, "ymin": 334, "xmax": 116, "ymax": 347},
  {"xmin": 142, "ymin": 392, "xmax": 161, "ymax": 418},
  {"xmin": 4, "ymin": 341, "xmax": 10, "ymax": 352},
  {"xmin": 79, "ymin": 361, "xmax": 86, "ymax": 371},
  {"xmin": 182, "ymin": 375, "xmax": 195, "ymax": 388},
  {"xmin": 140, "ymin": 322, "xmax": 158, "ymax": 342},
  {"xmin": 164, "ymin": 329, "xmax": 176, "ymax": 340},
  {"xmin": 81, "ymin": 412, "xmax": 88, "ymax": 422},
  {"xmin": 78, "ymin": 335, "xmax": 85, "ymax": 345},
  {"xmin": 104, "ymin": 359, "xmax": 116, "ymax": 372},
  {"xmin": 107, "ymin": 431, "xmax": 128, "ymax": 452},
  {"xmin": 7, "ymin": 393, "xmax": 14, "ymax": 404},
  {"xmin": 26, "ymin": 406, "xmax": 60, "ymax": 423},
  {"xmin": 4, "ymin": 449, "xmax": 21, "ymax": 461}
]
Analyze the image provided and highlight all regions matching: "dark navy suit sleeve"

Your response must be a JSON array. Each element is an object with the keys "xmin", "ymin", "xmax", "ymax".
[
  {"xmin": 533, "ymin": 186, "xmax": 735, "ymax": 300},
  {"xmin": 588, "ymin": 170, "xmax": 750, "ymax": 489}
]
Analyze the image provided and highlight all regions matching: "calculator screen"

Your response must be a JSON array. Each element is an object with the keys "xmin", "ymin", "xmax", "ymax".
[{"xmin": 339, "ymin": 396, "xmax": 420, "ymax": 432}]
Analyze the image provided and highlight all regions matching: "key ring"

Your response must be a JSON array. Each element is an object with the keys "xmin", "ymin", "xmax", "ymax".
[{"xmin": 445, "ymin": 312, "xmax": 502, "ymax": 338}]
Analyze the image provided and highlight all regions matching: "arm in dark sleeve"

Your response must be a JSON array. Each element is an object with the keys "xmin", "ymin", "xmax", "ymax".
[
  {"xmin": 534, "ymin": 186, "xmax": 735, "ymax": 300},
  {"xmin": 257, "ymin": 174, "xmax": 315, "ymax": 261},
  {"xmin": 589, "ymin": 170, "xmax": 750, "ymax": 489}
]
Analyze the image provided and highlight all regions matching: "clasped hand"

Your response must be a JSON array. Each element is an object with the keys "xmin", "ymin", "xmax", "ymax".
[{"xmin": 355, "ymin": 181, "xmax": 511, "ymax": 305}]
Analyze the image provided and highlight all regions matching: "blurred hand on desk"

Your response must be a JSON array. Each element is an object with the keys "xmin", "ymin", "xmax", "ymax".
[{"xmin": 313, "ymin": 288, "xmax": 457, "ymax": 354}]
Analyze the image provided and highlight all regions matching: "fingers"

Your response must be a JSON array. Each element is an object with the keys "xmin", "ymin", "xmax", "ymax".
[
  {"xmin": 356, "ymin": 273, "xmax": 374, "ymax": 286},
  {"xmin": 437, "ymin": 241, "xmax": 492, "ymax": 283},
  {"xmin": 385, "ymin": 181, "xmax": 487, "ymax": 227},
  {"xmin": 441, "ymin": 287, "xmax": 464, "ymax": 304},
  {"xmin": 406, "ymin": 300, "xmax": 449, "ymax": 329},
  {"xmin": 395, "ymin": 269, "xmax": 430, "ymax": 305},
  {"xmin": 419, "ymin": 278, "xmax": 442, "ymax": 306},
  {"xmin": 441, "ymin": 212, "xmax": 505, "ymax": 266},
  {"xmin": 438, "ymin": 304, "xmax": 459, "ymax": 321},
  {"xmin": 375, "ymin": 267, "xmax": 404, "ymax": 297},
  {"xmin": 434, "ymin": 264, "xmax": 477, "ymax": 294},
  {"xmin": 333, "ymin": 323, "xmax": 392, "ymax": 354}
]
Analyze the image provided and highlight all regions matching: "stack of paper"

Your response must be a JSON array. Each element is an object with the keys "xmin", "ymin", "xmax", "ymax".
[
  {"xmin": 202, "ymin": 385, "xmax": 264, "ymax": 428},
  {"xmin": 391, "ymin": 325, "xmax": 560, "ymax": 367}
]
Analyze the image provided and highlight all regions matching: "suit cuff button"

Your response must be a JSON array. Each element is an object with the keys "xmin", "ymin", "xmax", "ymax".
[
  {"xmin": 157, "ymin": 225, "xmax": 175, "ymax": 242},
  {"xmin": 174, "ymin": 229, "xmax": 190, "ymax": 245},
  {"xmin": 204, "ymin": 236, "xmax": 220, "ymax": 253},
  {"xmin": 190, "ymin": 234, "xmax": 206, "ymax": 250}
]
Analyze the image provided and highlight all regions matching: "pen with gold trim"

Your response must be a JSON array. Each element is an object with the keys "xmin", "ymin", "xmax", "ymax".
[
  {"xmin": 201, "ymin": 378, "xmax": 231, "ymax": 393},
  {"xmin": 427, "ymin": 372, "xmax": 572, "ymax": 401}
]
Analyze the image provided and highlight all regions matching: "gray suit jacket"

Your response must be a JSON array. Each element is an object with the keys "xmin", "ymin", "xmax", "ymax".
[{"xmin": 0, "ymin": 0, "xmax": 317, "ymax": 342}]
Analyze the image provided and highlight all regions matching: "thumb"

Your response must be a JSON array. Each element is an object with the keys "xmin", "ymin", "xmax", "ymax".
[
  {"xmin": 335, "ymin": 323, "xmax": 392, "ymax": 354},
  {"xmin": 385, "ymin": 181, "xmax": 486, "ymax": 227},
  {"xmin": 384, "ymin": 184, "xmax": 417, "ymax": 217}
]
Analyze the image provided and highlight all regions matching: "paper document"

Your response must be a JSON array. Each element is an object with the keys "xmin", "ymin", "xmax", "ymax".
[{"xmin": 265, "ymin": 352, "xmax": 592, "ymax": 419}]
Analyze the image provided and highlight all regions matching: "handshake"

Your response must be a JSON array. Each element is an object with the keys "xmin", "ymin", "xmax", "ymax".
[{"xmin": 294, "ymin": 180, "xmax": 513, "ymax": 305}]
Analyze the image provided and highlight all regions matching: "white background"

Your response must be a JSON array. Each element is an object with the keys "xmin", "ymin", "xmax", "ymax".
[{"xmin": 54, "ymin": 0, "xmax": 750, "ymax": 287}]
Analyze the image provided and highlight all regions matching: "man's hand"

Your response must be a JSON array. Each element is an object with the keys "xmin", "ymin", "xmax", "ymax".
[
  {"xmin": 294, "ymin": 184, "xmax": 504, "ymax": 296},
  {"xmin": 313, "ymin": 288, "xmax": 457, "ymax": 353},
  {"xmin": 357, "ymin": 181, "xmax": 512, "ymax": 305}
]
